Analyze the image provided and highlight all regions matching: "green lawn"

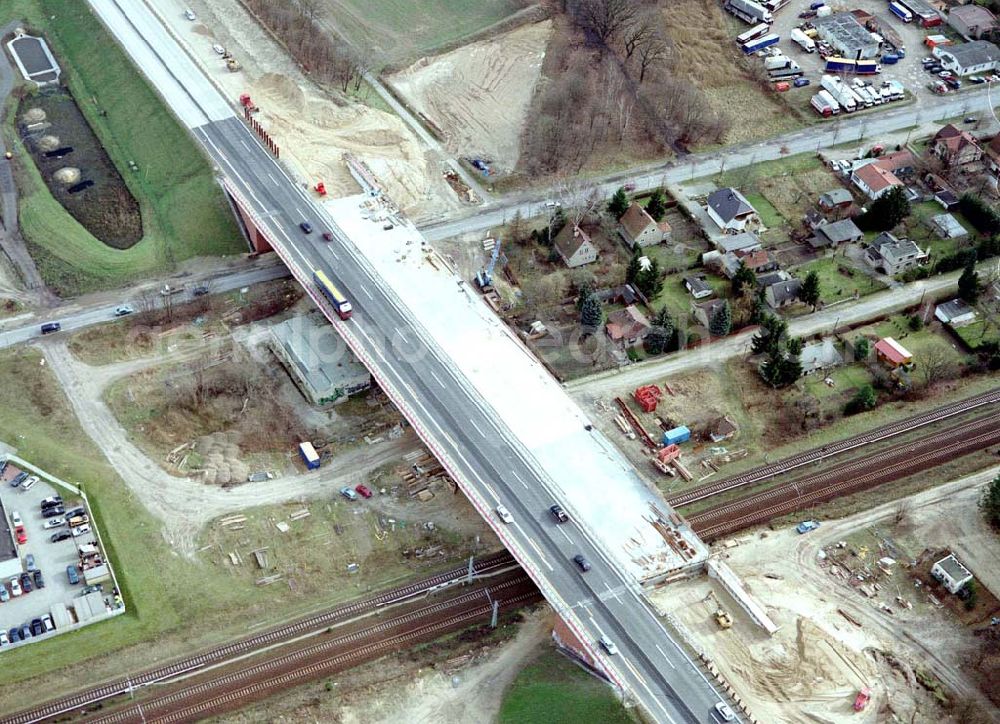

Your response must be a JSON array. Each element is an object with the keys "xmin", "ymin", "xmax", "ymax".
[
  {"xmin": 794, "ymin": 256, "xmax": 885, "ymax": 304},
  {"xmin": 3, "ymin": 0, "xmax": 244, "ymax": 295},
  {"xmin": 954, "ymin": 319, "xmax": 1000, "ymax": 350},
  {"xmin": 742, "ymin": 192, "xmax": 783, "ymax": 228},
  {"xmin": 904, "ymin": 200, "xmax": 976, "ymax": 262},
  {"xmin": 802, "ymin": 363, "xmax": 871, "ymax": 403},
  {"xmin": 499, "ymin": 649, "xmax": 636, "ymax": 724},
  {"xmin": 326, "ymin": 0, "xmax": 524, "ymax": 64}
]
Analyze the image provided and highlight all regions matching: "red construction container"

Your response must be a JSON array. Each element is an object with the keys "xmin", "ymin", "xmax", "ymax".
[
  {"xmin": 633, "ymin": 385, "xmax": 662, "ymax": 413},
  {"xmin": 657, "ymin": 444, "xmax": 681, "ymax": 464}
]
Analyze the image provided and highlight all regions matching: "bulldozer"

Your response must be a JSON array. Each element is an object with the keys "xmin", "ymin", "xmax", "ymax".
[{"xmin": 714, "ymin": 608, "xmax": 733, "ymax": 629}]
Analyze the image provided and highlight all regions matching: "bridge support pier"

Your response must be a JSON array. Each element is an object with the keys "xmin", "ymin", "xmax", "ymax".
[{"xmin": 226, "ymin": 188, "xmax": 273, "ymax": 254}]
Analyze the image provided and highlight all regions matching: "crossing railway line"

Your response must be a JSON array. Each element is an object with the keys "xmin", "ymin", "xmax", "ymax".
[{"xmin": 2, "ymin": 552, "xmax": 517, "ymax": 724}]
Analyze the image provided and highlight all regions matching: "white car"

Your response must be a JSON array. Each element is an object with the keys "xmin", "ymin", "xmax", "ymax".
[
  {"xmin": 72, "ymin": 524, "xmax": 91, "ymax": 538},
  {"xmin": 0, "ymin": 630, "xmax": 8, "ymax": 646},
  {"xmin": 10, "ymin": 511, "xmax": 22, "ymax": 528},
  {"xmin": 714, "ymin": 701, "xmax": 736, "ymax": 722},
  {"xmin": 212, "ymin": 44, "xmax": 226, "ymax": 55},
  {"xmin": 21, "ymin": 476, "xmax": 38, "ymax": 491},
  {"xmin": 184, "ymin": 9, "xmax": 196, "ymax": 20},
  {"xmin": 43, "ymin": 518, "xmax": 65, "ymax": 529},
  {"xmin": 9, "ymin": 577, "xmax": 21, "ymax": 597},
  {"xmin": 495, "ymin": 505, "xmax": 514, "ymax": 524},
  {"xmin": 599, "ymin": 635, "xmax": 619, "ymax": 655}
]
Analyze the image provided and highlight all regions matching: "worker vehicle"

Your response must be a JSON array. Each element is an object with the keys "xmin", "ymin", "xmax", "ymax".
[
  {"xmin": 796, "ymin": 520, "xmax": 820, "ymax": 534},
  {"xmin": 572, "ymin": 554, "xmax": 592, "ymax": 572},
  {"xmin": 599, "ymin": 636, "xmax": 619, "ymax": 655},
  {"xmin": 549, "ymin": 504, "xmax": 569, "ymax": 523},
  {"xmin": 495, "ymin": 505, "xmax": 514, "ymax": 524},
  {"xmin": 742, "ymin": 33, "xmax": 780, "ymax": 55},
  {"xmin": 66, "ymin": 566, "xmax": 80, "ymax": 585},
  {"xmin": 714, "ymin": 701, "xmax": 736, "ymax": 721},
  {"xmin": 355, "ymin": 484, "xmax": 373, "ymax": 499},
  {"xmin": 68, "ymin": 515, "xmax": 89, "ymax": 528},
  {"xmin": 791, "ymin": 28, "xmax": 816, "ymax": 52},
  {"xmin": 40, "ymin": 322, "xmax": 61, "ymax": 335},
  {"xmin": 184, "ymin": 9, "xmax": 196, "ymax": 20},
  {"xmin": 725, "ymin": 0, "xmax": 773, "ymax": 25},
  {"xmin": 340, "ymin": 487, "xmax": 358, "ymax": 501},
  {"xmin": 313, "ymin": 269, "xmax": 353, "ymax": 320},
  {"xmin": 736, "ymin": 23, "xmax": 770, "ymax": 45},
  {"xmin": 889, "ymin": 1, "xmax": 913, "ymax": 22},
  {"xmin": 715, "ymin": 608, "xmax": 734, "ymax": 628}
]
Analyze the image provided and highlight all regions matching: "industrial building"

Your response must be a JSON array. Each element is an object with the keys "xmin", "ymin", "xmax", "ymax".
[
  {"xmin": 947, "ymin": 4, "xmax": 998, "ymax": 39},
  {"xmin": 934, "ymin": 40, "xmax": 1000, "ymax": 76},
  {"xmin": 270, "ymin": 314, "xmax": 372, "ymax": 406},
  {"xmin": 814, "ymin": 13, "xmax": 881, "ymax": 60}
]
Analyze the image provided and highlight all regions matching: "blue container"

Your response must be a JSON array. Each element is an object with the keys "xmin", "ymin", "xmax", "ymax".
[{"xmin": 662, "ymin": 426, "xmax": 691, "ymax": 446}]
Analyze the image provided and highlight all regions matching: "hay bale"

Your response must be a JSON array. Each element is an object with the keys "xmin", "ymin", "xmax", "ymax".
[
  {"xmin": 37, "ymin": 134, "xmax": 59, "ymax": 151},
  {"xmin": 22, "ymin": 108, "xmax": 46, "ymax": 123},
  {"xmin": 53, "ymin": 167, "xmax": 81, "ymax": 185}
]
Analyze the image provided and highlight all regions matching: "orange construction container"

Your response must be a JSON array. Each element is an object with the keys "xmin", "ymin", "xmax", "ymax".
[{"xmin": 774, "ymin": 81, "xmax": 791, "ymax": 92}]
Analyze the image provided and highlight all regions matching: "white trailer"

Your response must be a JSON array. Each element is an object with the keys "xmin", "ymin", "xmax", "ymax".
[
  {"xmin": 820, "ymin": 75, "xmax": 858, "ymax": 112},
  {"xmin": 725, "ymin": 0, "xmax": 773, "ymax": 24},
  {"xmin": 790, "ymin": 28, "xmax": 816, "ymax": 52}
]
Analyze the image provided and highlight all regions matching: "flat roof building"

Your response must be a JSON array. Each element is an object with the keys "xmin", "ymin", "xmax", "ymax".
[
  {"xmin": 270, "ymin": 314, "xmax": 372, "ymax": 406},
  {"xmin": 932, "ymin": 553, "xmax": 973, "ymax": 594},
  {"xmin": 814, "ymin": 13, "xmax": 881, "ymax": 60}
]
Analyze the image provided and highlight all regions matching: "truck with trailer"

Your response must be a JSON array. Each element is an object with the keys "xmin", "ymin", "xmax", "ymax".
[
  {"xmin": 742, "ymin": 33, "xmax": 780, "ymax": 54},
  {"xmin": 725, "ymin": 0, "xmax": 773, "ymax": 25},
  {"xmin": 824, "ymin": 57, "xmax": 880, "ymax": 74},
  {"xmin": 816, "ymin": 90, "xmax": 841, "ymax": 114},
  {"xmin": 737, "ymin": 23, "xmax": 770, "ymax": 45},
  {"xmin": 820, "ymin": 75, "xmax": 858, "ymax": 112},
  {"xmin": 889, "ymin": 1, "xmax": 913, "ymax": 23},
  {"xmin": 298, "ymin": 441, "xmax": 321, "ymax": 470},
  {"xmin": 790, "ymin": 28, "xmax": 816, "ymax": 52},
  {"xmin": 768, "ymin": 60, "xmax": 804, "ymax": 80}
]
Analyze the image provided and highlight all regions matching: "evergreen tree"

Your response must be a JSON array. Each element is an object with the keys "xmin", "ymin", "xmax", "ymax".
[
  {"xmin": 751, "ymin": 314, "xmax": 787, "ymax": 356},
  {"xmin": 980, "ymin": 473, "xmax": 1000, "ymax": 529},
  {"xmin": 854, "ymin": 337, "xmax": 871, "ymax": 361},
  {"xmin": 844, "ymin": 384, "xmax": 877, "ymax": 415},
  {"xmin": 958, "ymin": 260, "xmax": 982, "ymax": 304},
  {"xmin": 625, "ymin": 252, "xmax": 641, "ymax": 286},
  {"xmin": 786, "ymin": 337, "xmax": 804, "ymax": 356},
  {"xmin": 580, "ymin": 293, "xmax": 603, "ymax": 330},
  {"xmin": 652, "ymin": 306, "xmax": 675, "ymax": 338},
  {"xmin": 637, "ymin": 258, "xmax": 663, "ymax": 298},
  {"xmin": 644, "ymin": 326, "xmax": 672, "ymax": 355},
  {"xmin": 575, "ymin": 281, "xmax": 595, "ymax": 311},
  {"xmin": 800, "ymin": 270, "xmax": 821, "ymax": 310},
  {"xmin": 731, "ymin": 262, "xmax": 756, "ymax": 298},
  {"xmin": 608, "ymin": 187, "xmax": 630, "ymax": 219},
  {"xmin": 646, "ymin": 189, "xmax": 667, "ymax": 222},
  {"xmin": 856, "ymin": 186, "xmax": 910, "ymax": 232},
  {"xmin": 709, "ymin": 300, "xmax": 732, "ymax": 336}
]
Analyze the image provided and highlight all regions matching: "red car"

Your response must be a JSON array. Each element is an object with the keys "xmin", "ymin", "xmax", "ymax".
[
  {"xmin": 355, "ymin": 484, "xmax": 373, "ymax": 499},
  {"xmin": 15, "ymin": 527, "xmax": 26, "ymax": 544}
]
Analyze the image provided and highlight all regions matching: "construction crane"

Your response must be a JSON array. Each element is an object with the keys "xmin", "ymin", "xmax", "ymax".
[{"xmin": 475, "ymin": 238, "xmax": 503, "ymax": 292}]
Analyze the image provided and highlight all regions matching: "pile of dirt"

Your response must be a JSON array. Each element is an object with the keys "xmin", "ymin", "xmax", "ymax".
[{"xmin": 388, "ymin": 20, "xmax": 553, "ymax": 174}]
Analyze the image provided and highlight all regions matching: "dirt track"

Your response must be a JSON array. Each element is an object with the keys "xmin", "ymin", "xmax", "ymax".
[
  {"xmin": 39, "ymin": 339, "xmax": 421, "ymax": 556},
  {"xmin": 389, "ymin": 21, "xmax": 552, "ymax": 174}
]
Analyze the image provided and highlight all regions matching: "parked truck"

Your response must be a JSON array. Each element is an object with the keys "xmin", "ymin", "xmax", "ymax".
[
  {"xmin": 725, "ymin": 0, "xmax": 773, "ymax": 25},
  {"xmin": 889, "ymin": 1, "xmax": 913, "ymax": 22},
  {"xmin": 824, "ymin": 57, "xmax": 880, "ymax": 74},
  {"xmin": 811, "ymin": 90, "xmax": 840, "ymax": 116},
  {"xmin": 768, "ymin": 60, "xmax": 804, "ymax": 80},
  {"xmin": 820, "ymin": 75, "xmax": 858, "ymax": 112},
  {"xmin": 742, "ymin": 33, "xmax": 780, "ymax": 54},
  {"xmin": 790, "ymin": 28, "xmax": 816, "ymax": 52},
  {"xmin": 298, "ymin": 441, "xmax": 320, "ymax": 470}
]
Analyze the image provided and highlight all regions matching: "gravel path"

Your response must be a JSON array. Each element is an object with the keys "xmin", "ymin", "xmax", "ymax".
[{"xmin": 40, "ymin": 339, "xmax": 420, "ymax": 556}]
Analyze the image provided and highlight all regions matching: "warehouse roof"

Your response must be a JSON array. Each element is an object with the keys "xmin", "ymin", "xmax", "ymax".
[
  {"xmin": 940, "ymin": 40, "xmax": 1000, "ymax": 67},
  {"xmin": 814, "ymin": 12, "xmax": 879, "ymax": 53}
]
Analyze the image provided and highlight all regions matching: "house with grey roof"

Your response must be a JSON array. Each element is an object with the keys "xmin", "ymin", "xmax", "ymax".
[
  {"xmin": 864, "ymin": 233, "xmax": 928, "ymax": 275},
  {"xmin": 949, "ymin": 4, "xmax": 999, "ymax": 40},
  {"xmin": 811, "ymin": 218, "xmax": 863, "ymax": 248},
  {"xmin": 764, "ymin": 278, "xmax": 802, "ymax": 309},
  {"xmin": 817, "ymin": 189, "xmax": 853, "ymax": 211},
  {"xmin": 756, "ymin": 270, "xmax": 790, "ymax": 289},
  {"xmin": 931, "ymin": 553, "xmax": 973, "ymax": 594},
  {"xmin": 930, "ymin": 213, "xmax": 968, "ymax": 240},
  {"xmin": 799, "ymin": 338, "xmax": 844, "ymax": 375},
  {"xmin": 934, "ymin": 40, "xmax": 1000, "ymax": 76},
  {"xmin": 706, "ymin": 188, "xmax": 761, "ymax": 234},
  {"xmin": 684, "ymin": 276, "xmax": 714, "ymax": 299},
  {"xmin": 713, "ymin": 231, "xmax": 762, "ymax": 254},
  {"xmin": 934, "ymin": 298, "xmax": 977, "ymax": 326}
]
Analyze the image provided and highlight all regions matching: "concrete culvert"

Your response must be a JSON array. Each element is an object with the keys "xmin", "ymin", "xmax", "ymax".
[
  {"xmin": 53, "ymin": 167, "xmax": 81, "ymax": 184},
  {"xmin": 22, "ymin": 107, "xmax": 46, "ymax": 123},
  {"xmin": 37, "ymin": 135, "xmax": 60, "ymax": 151}
]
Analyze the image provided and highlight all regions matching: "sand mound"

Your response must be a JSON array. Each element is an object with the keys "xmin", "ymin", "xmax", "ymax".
[
  {"xmin": 37, "ymin": 135, "xmax": 60, "ymax": 151},
  {"xmin": 256, "ymin": 73, "xmax": 307, "ymax": 115},
  {"xmin": 22, "ymin": 107, "xmax": 46, "ymax": 123},
  {"xmin": 53, "ymin": 167, "xmax": 81, "ymax": 184}
]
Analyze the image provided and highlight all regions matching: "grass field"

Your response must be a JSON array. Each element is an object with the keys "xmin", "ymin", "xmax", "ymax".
[
  {"xmin": 3, "ymin": 0, "xmax": 244, "ymax": 296},
  {"xmin": 794, "ymin": 256, "xmax": 885, "ymax": 304},
  {"xmin": 323, "ymin": 0, "xmax": 526, "ymax": 64},
  {"xmin": 499, "ymin": 648, "xmax": 636, "ymax": 724}
]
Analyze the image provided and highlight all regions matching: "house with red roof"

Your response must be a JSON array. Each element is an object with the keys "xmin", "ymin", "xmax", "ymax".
[
  {"xmin": 932, "ymin": 123, "xmax": 983, "ymax": 167},
  {"xmin": 851, "ymin": 163, "xmax": 903, "ymax": 200},
  {"xmin": 874, "ymin": 337, "xmax": 913, "ymax": 369}
]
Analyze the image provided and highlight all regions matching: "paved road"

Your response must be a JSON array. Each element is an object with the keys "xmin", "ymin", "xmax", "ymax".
[
  {"xmin": 568, "ymin": 270, "xmax": 964, "ymax": 398},
  {"xmin": 0, "ymin": 20, "xmax": 53, "ymax": 303},
  {"xmin": 89, "ymin": 1, "xmax": 737, "ymax": 720},
  {"xmin": 419, "ymin": 90, "xmax": 1000, "ymax": 242}
]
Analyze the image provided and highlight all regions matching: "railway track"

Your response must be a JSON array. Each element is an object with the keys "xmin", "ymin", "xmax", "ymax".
[
  {"xmin": 668, "ymin": 387, "xmax": 1000, "ymax": 508},
  {"xmin": 3, "ymin": 551, "xmax": 517, "ymax": 724},
  {"xmin": 689, "ymin": 416, "xmax": 1000, "ymax": 540},
  {"xmin": 85, "ymin": 573, "xmax": 540, "ymax": 723}
]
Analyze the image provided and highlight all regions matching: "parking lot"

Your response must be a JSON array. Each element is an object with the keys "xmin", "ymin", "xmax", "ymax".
[
  {"xmin": 0, "ymin": 456, "xmax": 123, "ymax": 650},
  {"xmin": 767, "ymin": 0, "xmax": 971, "ymax": 109}
]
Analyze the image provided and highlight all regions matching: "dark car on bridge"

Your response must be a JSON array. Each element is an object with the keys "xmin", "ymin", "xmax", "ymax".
[
  {"xmin": 549, "ymin": 504, "xmax": 569, "ymax": 523},
  {"xmin": 299, "ymin": 221, "xmax": 313, "ymax": 234},
  {"xmin": 572, "ymin": 554, "xmax": 591, "ymax": 572}
]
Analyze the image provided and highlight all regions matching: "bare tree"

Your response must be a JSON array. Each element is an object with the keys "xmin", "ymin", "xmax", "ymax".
[
  {"xmin": 635, "ymin": 30, "xmax": 670, "ymax": 83},
  {"xmin": 572, "ymin": 0, "xmax": 638, "ymax": 48},
  {"xmin": 297, "ymin": 0, "xmax": 322, "ymax": 21},
  {"xmin": 553, "ymin": 176, "xmax": 603, "ymax": 228},
  {"xmin": 620, "ymin": 13, "xmax": 656, "ymax": 60},
  {"xmin": 917, "ymin": 346, "xmax": 958, "ymax": 389}
]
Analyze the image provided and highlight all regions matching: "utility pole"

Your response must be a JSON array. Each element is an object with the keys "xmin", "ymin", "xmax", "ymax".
[
  {"xmin": 466, "ymin": 555, "xmax": 474, "ymax": 584},
  {"xmin": 491, "ymin": 600, "xmax": 499, "ymax": 628}
]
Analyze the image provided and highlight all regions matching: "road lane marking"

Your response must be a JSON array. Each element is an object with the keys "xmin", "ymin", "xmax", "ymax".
[
  {"xmin": 511, "ymin": 470, "xmax": 529, "ymax": 489},
  {"xmin": 469, "ymin": 418, "xmax": 486, "ymax": 438},
  {"xmin": 430, "ymin": 370, "xmax": 446, "ymax": 388},
  {"xmin": 518, "ymin": 526, "xmax": 554, "ymax": 571},
  {"xmin": 240, "ymin": 139, "xmax": 251, "ymax": 152},
  {"xmin": 557, "ymin": 526, "xmax": 573, "ymax": 544},
  {"xmin": 360, "ymin": 285, "xmax": 373, "ymax": 300},
  {"xmin": 654, "ymin": 644, "xmax": 676, "ymax": 669}
]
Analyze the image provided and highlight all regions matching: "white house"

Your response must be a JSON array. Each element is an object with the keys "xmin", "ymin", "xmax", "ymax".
[
  {"xmin": 619, "ymin": 202, "xmax": 671, "ymax": 248},
  {"xmin": 931, "ymin": 553, "xmax": 973, "ymax": 594},
  {"xmin": 933, "ymin": 40, "xmax": 1000, "ymax": 76},
  {"xmin": 706, "ymin": 188, "xmax": 761, "ymax": 234},
  {"xmin": 934, "ymin": 299, "xmax": 978, "ymax": 326}
]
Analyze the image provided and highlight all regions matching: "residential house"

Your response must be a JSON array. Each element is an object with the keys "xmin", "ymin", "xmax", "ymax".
[
  {"xmin": 874, "ymin": 149, "xmax": 917, "ymax": 178},
  {"xmin": 684, "ymin": 276, "xmax": 714, "ymax": 299},
  {"xmin": 811, "ymin": 218, "xmax": 864, "ymax": 249},
  {"xmin": 851, "ymin": 163, "xmax": 903, "ymax": 200},
  {"xmin": 936, "ymin": 188, "xmax": 960, "ymax": 210},
  {"xmin": 713, "ymin": 231, "xmax": 763, "ymax": 254},
  {"xmin": 934, "ymin": 298, "xmax": 978, "ymax": 326},
  {"xmin": 552, "ymin": 224, "xmax": 599, "ymax": 268},
  {"xmin": 595, "ymin": 284, "xmax": 642, "ymax": 307},
  {"xmin": 804, "ymin": 209, "xmax": 827, "ymax": 230},
  {"xmin": 931, "ymin": 123, "xmax": 983, "ymax": 167},
  {"xmin": 619, "ymin": 202, "xmax": 671, "ymax": 248},
  {"xmin": 934, "ymin": 39, "xmax": 1000, "ymax": 76},
  {"xmin": 799, "ymin": 338, "xmax": 844, "ymax": 375},
  {"xmin": 985, "ymin": 134, "xmax": 1000, "ymax": 175},
  {"xmin": 874, "ymin": 336, "xmax": 913, "ymax": 368},
  {"xmin": 931, "ymin": 553, "xmax": 973, "ymax": 594},
  {"xmin": 605, "ymin": 306, "xmax": 652, "ymax": 348},
  {"xmin": 708, "ymin": 416, "xmax": 739, "ymax": 443},
  {"xmin": 817, "ymin": 189, "xmax": 853, "ymax": 212},
  {"xmin": 691, "ymin": 298, "xmax": 728, "ymax": 328},
  {"xmin": 734, "ymin": 248, "xmax": 778, "ymax": 274},
  {"xmin": 756, "ymin": 270, "xmax": 790, "ymax": 289},
  {"xmin": 764, "ymin": 278, "xmax": 803, "ymax": 309},
  {"xmin": 949, "ymin": 4, "xmax": 999, "ymax": 39},
  {"xmin": 864, "ymin": 232, "xmax": 928, "ymax": 275},
  {"xmin": 930, "ymin": 213, "xmax": 968, "ymax": 239},
  {"xmin": 706, "ymin": 188, "xmax": 761, "ymax": 234}
]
